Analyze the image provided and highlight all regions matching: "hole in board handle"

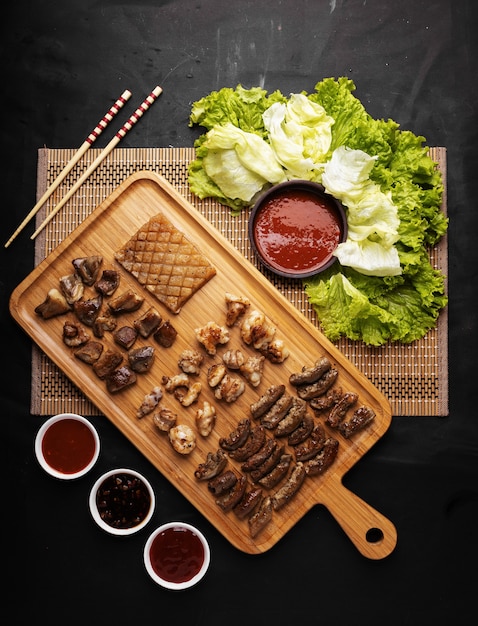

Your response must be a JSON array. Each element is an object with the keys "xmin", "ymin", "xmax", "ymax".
[{"xmin": 366, "ymin": 527, "xmax": 384, "ymax": 544}]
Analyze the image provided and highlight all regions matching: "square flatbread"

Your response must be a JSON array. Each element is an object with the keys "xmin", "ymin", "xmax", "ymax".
[{"xmin": 114, "ymin": 213, "xmax": 216, "ymax": 314}]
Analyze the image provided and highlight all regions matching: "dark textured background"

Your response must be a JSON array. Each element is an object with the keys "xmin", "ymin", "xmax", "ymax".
[{"xmin": 2, "ymin": 1, "xmax": 477, "ymax": 623}]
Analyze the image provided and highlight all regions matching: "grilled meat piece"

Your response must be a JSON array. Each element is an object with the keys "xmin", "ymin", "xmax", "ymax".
[
  {"xmin": 250, "ymin": 384, "xmax": 285, "ymax": 420},
  {"xmin": 248, "ymin": 496, "xmax": 273, "ymax": 538},
  {"xmin": 72, "ymin": 255, "xmax": 103, "ymax": 286},
  {"xmin": 195, "ymin": 321, "xmax": 230, "ymax": 355},
  {"xmin": 222, "ymin": 349, "xmax": 246, "ymax": 370},
  {"xmin": 168, "ymin": 424, "xmax": 196, "ymax": 455},
  {"xmin": 59, "ymin": 273, "xmax": 84, "ymax": 304},
  {"xmin": 194, "ymin": 449, "xmax": 228, "ymax": 481},
  {"xmin": 241, "ymin": 309, "xmax": 276, "ymax": 350},
  {"xmin": 214, "ymin": 374, "xmax": 245, "ymax": 403},
  {"xmin": 35, "ymin": 288, "xmax": 71, "ymax": 319},
  {"xmin": 179, "ymin": 381, "xmax": 202, "ymax": 407},
  {"xmin": 74, "ymin": 340, "xmax": 104, "ymax": 364},
  {"xmin": 241, "ymin": 437, "xmax": 276, "ymax": 472},
  {"xmin": 136, "ymin": 386, "xmax": 163, "ymax": 419},
  {"xmin": 271, "ymin": 462, "xmax": 306, "ymax": 511},
  {"xmin": 250, "ymin": 443, "xmax": 284, "ymax": 483},
  {"xmin": 239, "ymin": 355, "xmax": 265, "ymax": 388},
  {"xmin": 113, "ymin": 325, "xmax": 138, "ymax": 349},
  {"xmin": 326, "ymin": 391, "xmax": 359, "ymax": 428},
  {"xmin": 293, "ymin": 424, "xmax": 327, "ymax": 462},
  {"xmin": 304, "ymin": 438, "xmax": 339, "ymax": 476},
  {"xmin": 207, "ymin": 362, "xmax": 226, "ymax": 387},
  {"xmin": 105, "ymin": 365, "xmax": 137, "ymax": 393},
  {"xmin": 128, "ymin": 345, "xmax": 155, "ymax": 373},
  {"xmin": 296, "ymin": 368, "xmax": 338, "ymax": 400},
  {"xmin": 240, "ymin": 309, "xmax": 264, "ymax": 345},
  {"xmin": 62, "ymin": 320, "xmax": 90, "ymax": 347},
  {"xmin": 93, "ymin": 349, "xmax": 123, "ymax": 379},
  {"xmin": 153, "ymin": 320, "xmax": 177, "ymax": 347},
  {"xmin": 289, "ymin": 356, "xmax": 331, "ymax": 386},
  {"xmin": 195, "ymin": 401, "xmax": 216, "ymax": 437},
  {"xmin": 309, "ymin": 387, "xmax": 343, "ymax": 413},
  {"xmin": 338, "ymin": 405, "xmax": 376, "ymax": 438},
  {"xmin": 274, "ymin": 397, "xmax": 307, "ymax": 437},
  {"xmin": 261, "ymin": 393, "xmax": 293, "ymax": 429},
  {"xmin": 73, "ymin": 294, "xmax": 103, "ymax": 326},
  {"xmin": 259, "ymin": 337, "xmax": 290, "ymax": 363},
  {"xmin": 258, "ymin": 453, "xmax": 292, "ymax": 489},
  {"xmin": 178, "ymin": 348, "xmax": 204, "ymax": 375},
  {"xmin": 114, "ymin": 212, "xmax": 216, "ymax": 314},
  {"xmin": 108, "ymin": 289, "xmax": 144, "ymax": 315},
  {"xmin": 207, "ymin": 470, "xmax": 237, "ymax": 496},
  {"xmin": 219, "ymin": 418, "xmax": 251, "ymax": 451},
  {"xmin": 234, "ymin": 486, "xmax": 263, "ymax": 519},
  {"xmin": 162, "ymin": 372, "xmax": 189, "ymax": 392},
  {"xmin": 287, "ymin": 414, "xmax": 315, "ymax": 446},
  {"xmin": 92, "ymin": 310, "xmax": 117, "ymax": 338},
  {"xmin": 224, "ymin": 292, "xmax": 250, "ymax": 327},
  {"xmin": 94, "ymin": 269, "xmax": 120, "ymax": 297},
  {"xmin": 215, "ymin": 474, "xmax": 247, "ymax": 512},
  {"xmin": 152, "ymin": 407, "xmax": 177, "ymax": 432},
  {"xmin": 133, "ymin": 306, "xmax": 162, "ymax": 338},
  {"xmin": 229, "ymin": 425, "xmax": 266, "ymax": 461}
]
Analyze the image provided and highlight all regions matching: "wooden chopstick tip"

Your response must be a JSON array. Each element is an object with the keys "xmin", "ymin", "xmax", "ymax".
[{"xmin": 4, "ymin": 88, "xmax": 135, "ymax": 248}]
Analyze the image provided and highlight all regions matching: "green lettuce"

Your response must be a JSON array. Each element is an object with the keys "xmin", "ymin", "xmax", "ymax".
[
  {"xmin": 305, "ymin": 260, "xmax": 447, "ymax": 346},
  {"xmin": 189, "ymin": 84, "xmax": 286, "ymax": 135},
  {"xmin": 201, "ymin": 123, "xmax": 287, "ymax": 202},
  {"xmin": 187, "ymin": 77, "xmax": 448, "ymax": 345},
  {"xmin": 188, "ymin": 85, "xmax": 286, "ymax": 212}
]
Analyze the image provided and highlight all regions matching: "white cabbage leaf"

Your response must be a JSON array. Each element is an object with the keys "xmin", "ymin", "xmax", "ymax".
[
  {"xmin": 322, "ymin": 146, "xmax": 401, "ymax": 276},
  {"xmin": 202, "ymin": 122, "xmax": 286, "ymax": 202},
  {"xmin": 334, "ymin": 240, "xmax": 402, "ymax": 276},
  {"xmin": 262, "ymin": 93, "xmax": 334, "ymax": 178}
]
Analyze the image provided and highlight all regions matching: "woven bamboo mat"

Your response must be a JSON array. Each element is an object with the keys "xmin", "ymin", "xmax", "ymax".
[{"xmin": 31, "ymin": 147, "xmax": 448, "ymax": 417}]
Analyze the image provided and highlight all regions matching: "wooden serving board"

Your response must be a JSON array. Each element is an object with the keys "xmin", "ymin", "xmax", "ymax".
[{"xmin": 11, "ymin": 171, "xmax": 396, "ymax": 558}]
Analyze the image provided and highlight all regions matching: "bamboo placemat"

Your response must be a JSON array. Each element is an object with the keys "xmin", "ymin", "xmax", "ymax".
[{"xmin": 31, "ymin": 147, "xmax": 448, "ymax": 417}]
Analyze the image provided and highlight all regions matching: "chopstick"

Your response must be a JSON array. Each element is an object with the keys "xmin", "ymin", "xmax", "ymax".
[
  {"xmin": 4, "ymin": 89, "xmax": 132, "ymax": 248},
  {"xmin": 30, "ymin": 85, "xmax": 163, "ymax": 241}
]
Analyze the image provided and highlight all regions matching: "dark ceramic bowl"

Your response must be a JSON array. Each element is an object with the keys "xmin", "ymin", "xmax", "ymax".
[{"xmin": 248, "ymin": 180, "xmax": 347, "ymax": 279}]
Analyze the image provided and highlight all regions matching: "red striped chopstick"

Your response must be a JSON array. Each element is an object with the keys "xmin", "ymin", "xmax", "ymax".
[
  {"xmin": 4, "ymin": 89, "xmax": 132, "ymax": 248},
  {"xmin": 30, "ymin": 85, "xmax": 163, "ymax": 241}
]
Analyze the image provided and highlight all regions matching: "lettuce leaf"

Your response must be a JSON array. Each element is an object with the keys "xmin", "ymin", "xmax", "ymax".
[
  {"xmin": 309, "ymin": 77, "xmax": 371, "ymax": 153},
  {"xmin": 187, "ymin": 78, "xmax": 448, "ymax": 345},
  {"xmin": 262, "ymin": 93, "xmax": 334, "ymax": 179},
  {"xmin": 305, "ymin": 263, "xmax": 447, "ymax": 346},
  {"xmin": 201, "ymin": 123, "xmax": 287, "ymax": 202},
  {"xmin": 321, "ymin": 146, "xmax": 401, "ymax": 276},
  {"xmin": 188, "ymin": 85, "xmax": 286, "ymax": 211},
  {"xmin": 333, "ymin": 240, "xmax": 402, "ymax": 277},
  {"xmin": 189, "ymin": 84, "xmax": 285, "ymax": 134}
]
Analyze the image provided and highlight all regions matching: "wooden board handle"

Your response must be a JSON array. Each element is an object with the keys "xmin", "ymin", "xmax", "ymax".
[{"xmin": 323, "ymin": 480, "xmax": 397, "ymax": 560}]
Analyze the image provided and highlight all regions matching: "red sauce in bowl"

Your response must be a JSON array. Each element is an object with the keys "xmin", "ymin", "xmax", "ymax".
[
  {"xmin": 149, "ymin": 526, "xmax": 205, "ymax": 584},
  {"xmin": 41, "ymin": 418, "xmax": 96, "ymax": 474},
  {"xmin": 251, "ymin": 185, "xmax": 345, "ymax": 277}
]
